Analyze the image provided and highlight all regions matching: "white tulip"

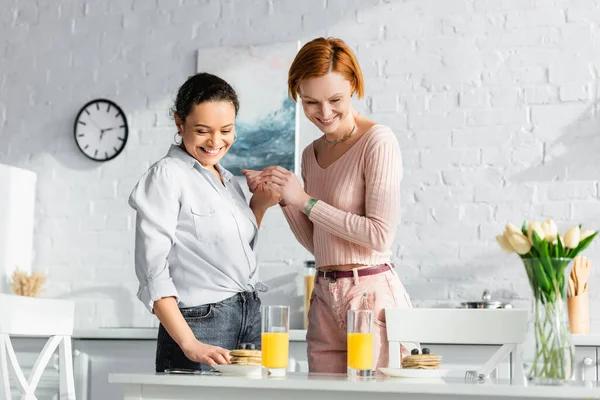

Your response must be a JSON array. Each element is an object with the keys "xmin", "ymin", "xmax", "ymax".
[
  {"xmin": 564, "ymin": 226, "xmax": 581, "ymax": 249},
  {"xmin": 507, "ymin": 232, "xmax": 532, "ymax": 255},
  {"xmin": 496, "ymin": 235, "xmax": 515, "ymax": 253},
  {"xmin": 580, "ymin": 229, "xmax": 596, "ymax": 241},
  {"xmin": 505, "ymin": 222, "xmax": 522, "ymax": 236},
  {"xmin": 541, "ymin": 219, "xmax": 558, "ymax": 243},
  {"xmin": 527, "ymin": 221, "xmax": 545, "ymax": 244}
]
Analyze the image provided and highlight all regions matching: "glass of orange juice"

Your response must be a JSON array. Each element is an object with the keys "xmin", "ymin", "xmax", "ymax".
[
  {"xmin": 347, "ymin": 309, "xmax": 374, "ymax": 377},
  {"xmin": 261, "ymin": 305, "xmax": 290, "ymax": 377}
]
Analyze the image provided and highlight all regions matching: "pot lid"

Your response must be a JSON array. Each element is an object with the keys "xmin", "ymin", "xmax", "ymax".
[{"xmin": 460, "ymin": 290, "xmax": 512, "ymax": 308}]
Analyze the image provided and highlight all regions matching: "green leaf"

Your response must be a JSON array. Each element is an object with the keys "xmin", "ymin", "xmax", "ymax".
[
  {"xmin": 524, "ymin": 256, "xmax": 552, "ymax": 296},
  {"xmin": 521, "ymin": 220, "xmax": 528, "ymax": 236},
  {"xmin": 556, "ymin": 233, "xmax": 565, "ymax": 257},
  {"xmin": 531, "ymin": 259, "xmax": 552, "ymax": 296},
  {"xmin": 531, "ymin": 230, "xmax": 545, "ymax": 255},
  {"xmin": 539, "ymin": 240, "xmax": 557, "ymax": 282}
]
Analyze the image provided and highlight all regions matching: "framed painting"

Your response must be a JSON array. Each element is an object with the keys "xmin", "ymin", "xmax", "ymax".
[{"xmin": 196, "ymin": 41, "xmax": 300, "ymax": 176}]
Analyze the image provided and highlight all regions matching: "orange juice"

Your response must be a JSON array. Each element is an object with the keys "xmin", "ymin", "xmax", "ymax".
[
  {"xmin": 347, "ymin": 332, "xmax": 373, "ymax": 370},
  {"xmin": 262, "ymin": 332, "xmax": 289, "ymax": 369}
]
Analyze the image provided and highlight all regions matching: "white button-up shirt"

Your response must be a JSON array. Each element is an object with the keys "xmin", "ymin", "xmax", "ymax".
[{"xmin": 128, "ymin": 145, "xmax": 267, "ymax": 313}]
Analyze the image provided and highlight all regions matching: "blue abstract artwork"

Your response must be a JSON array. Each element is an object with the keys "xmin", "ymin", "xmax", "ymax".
[{"xmin": 197, "ymin": 42, "xmax": 299, "ymax": 176}]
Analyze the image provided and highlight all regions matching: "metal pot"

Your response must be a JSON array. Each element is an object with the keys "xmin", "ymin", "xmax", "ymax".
[{"xmin": 459, "ymin": 290, "xmax": 512, "ymax": 309}]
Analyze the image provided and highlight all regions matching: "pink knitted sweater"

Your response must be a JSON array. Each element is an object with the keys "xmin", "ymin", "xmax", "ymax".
[{"xmin": 281, "ymin": 124, "xmax": 403, "ymax": 269}]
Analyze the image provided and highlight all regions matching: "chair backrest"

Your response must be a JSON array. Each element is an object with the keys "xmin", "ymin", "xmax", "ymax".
[
  {"xmin": 386, "ymin": 308, "xmax": 528, "ymax": 345},
  {"xmin": 385, "ymin": 308, "xmax": 529, "ymax": 375},
  {"xmin": 0, "ymin": 294, "xmax": 74, "ymax": 337}
]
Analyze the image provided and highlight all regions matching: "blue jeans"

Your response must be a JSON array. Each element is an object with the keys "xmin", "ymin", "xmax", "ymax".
[{"xmin": 155, "ymin": 291, "xmax": 262, "ymax": 372}]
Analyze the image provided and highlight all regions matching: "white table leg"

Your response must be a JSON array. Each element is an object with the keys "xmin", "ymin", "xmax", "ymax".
[{"xmin": 0, "ymin": 334, "xmax": 12, "ymax": 400}]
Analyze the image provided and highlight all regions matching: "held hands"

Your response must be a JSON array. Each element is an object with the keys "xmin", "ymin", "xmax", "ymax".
[
  {"xmin": 242, "ymin": 166, "xmax": 310, "ymax": 210},
  {"xmin": 181, "ymin": 339, "xmax": 231, "ymax": 366},
  {"xmin": 242, "ymin": 169, "xmax": 281, "ymax": 211}
]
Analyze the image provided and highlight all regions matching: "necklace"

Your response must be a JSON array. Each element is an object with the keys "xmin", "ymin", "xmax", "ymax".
[{"xmin": 323, "ymin": 124, "xmax": 357, "ymax": 145}]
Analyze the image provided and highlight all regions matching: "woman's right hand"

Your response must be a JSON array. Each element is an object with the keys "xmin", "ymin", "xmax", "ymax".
[{"xmin": 181, "ymin": 339, "xmax": 232, "ymax": 366}]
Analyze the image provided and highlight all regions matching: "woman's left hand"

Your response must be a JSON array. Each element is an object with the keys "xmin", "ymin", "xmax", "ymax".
[{"xmin": 261, "ymin": 166, "xmax": 310, "ymax": 210}]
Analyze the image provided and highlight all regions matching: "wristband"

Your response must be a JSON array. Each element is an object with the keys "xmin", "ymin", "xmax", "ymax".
[{"xmin": 304, "ymin": 197, "xmax": 318, "ymax": 216}]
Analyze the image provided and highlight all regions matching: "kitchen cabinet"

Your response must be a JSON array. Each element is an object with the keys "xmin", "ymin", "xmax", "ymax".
[
  {"xmin": 572, "ymin": 346, "xmax": 598, "ymax": 383},
  {"xmin": 74, "ymin": 339, "xmax": 156, "ymax": 400}
]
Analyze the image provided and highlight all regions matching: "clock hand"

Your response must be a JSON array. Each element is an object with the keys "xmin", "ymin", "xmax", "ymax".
[{"xmin": 87, "ymin": 114, "xmax": 102, "ymax": 130}]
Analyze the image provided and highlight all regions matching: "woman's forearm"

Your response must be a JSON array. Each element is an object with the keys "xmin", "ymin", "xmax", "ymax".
[
  {"xmin": 249, "ymin": 198, "xmax": 267, "ymax": 228},
  {"xmin": 153, "ymin": 297, "xmax": 197, "ymax": 351}
]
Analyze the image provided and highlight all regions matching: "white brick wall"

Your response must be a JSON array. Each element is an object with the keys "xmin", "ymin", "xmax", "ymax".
[{"xmin": 1, "ymin": 0, "xmax": 600, "ymax": 331}]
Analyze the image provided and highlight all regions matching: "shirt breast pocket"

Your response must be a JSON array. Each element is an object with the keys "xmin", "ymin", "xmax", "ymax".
[{"xmin": 190, "ymin": 205, "xmax": 216, "ymax": 242}]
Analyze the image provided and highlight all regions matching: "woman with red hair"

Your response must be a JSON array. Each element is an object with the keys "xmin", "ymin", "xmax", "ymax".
[{"xmin": 244, "ymin": 37, "xmax": 413, "ymax": 374}]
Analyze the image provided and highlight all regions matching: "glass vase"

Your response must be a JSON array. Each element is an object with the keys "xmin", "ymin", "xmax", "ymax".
[{"xmin": 521, "ymin": 258, "xmax": 574, "ymax": 385}]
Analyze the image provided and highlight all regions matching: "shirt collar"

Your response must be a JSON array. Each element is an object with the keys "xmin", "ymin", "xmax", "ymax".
[{"xmin": 167, "ymin": 145, "xmax": 234, "ymax": 183}]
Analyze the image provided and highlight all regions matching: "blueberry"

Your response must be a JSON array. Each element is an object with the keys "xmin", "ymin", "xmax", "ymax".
[
  {"xmin": 422, "ymin": 348, "xmax": 430, "ymax": 354},
  {"xmin": 411, "ymin": 348, "xmax": 420, "ymax": 355},
  {"xmin": 246, "ymin": 343, "xmax": 256, "ymax": 350},
  {"xmin": 239, "ymin": 343, "xmax": 247, "ymax": 349}
]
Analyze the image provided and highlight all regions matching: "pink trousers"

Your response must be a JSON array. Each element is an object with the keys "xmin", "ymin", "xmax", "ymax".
[{"xmin": 306, "ymin": 267, "xmax": 413, "ymax": 373}]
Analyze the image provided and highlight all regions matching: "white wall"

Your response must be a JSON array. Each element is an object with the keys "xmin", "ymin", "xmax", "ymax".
[{"xmin": 1, "ymin": 0, "xmax": 599, "ymax": 331}]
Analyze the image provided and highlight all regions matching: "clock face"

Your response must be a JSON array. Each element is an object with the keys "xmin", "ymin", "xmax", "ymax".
[{"xmin": 74, "ymin": 99, "xmax": 128, "ymax": 161}]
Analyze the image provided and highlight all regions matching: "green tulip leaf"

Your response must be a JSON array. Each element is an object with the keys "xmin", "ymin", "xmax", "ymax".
[{"xmin": 556, "ymin": 233, "xmax": 565, "ymax": 257}]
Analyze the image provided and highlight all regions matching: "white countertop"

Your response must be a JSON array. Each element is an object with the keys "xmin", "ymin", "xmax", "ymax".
[
  {"xmin": 109, "ymin": 372, "xmax": 600, "ymax": 399},
  {"xmin": 72, "ymin": 328, "xmax": 600, "ymax": 346}
]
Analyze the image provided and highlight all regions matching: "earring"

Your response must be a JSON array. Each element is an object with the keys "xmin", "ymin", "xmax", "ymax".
[{"xmin": 173, "ymin": 132, "xmax": 182, "ymax": 145}]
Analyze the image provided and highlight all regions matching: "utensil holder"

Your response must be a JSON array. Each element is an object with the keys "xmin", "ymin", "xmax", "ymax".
[{"xmin": 567, "ymin": 290, "xmax": 589, "ymax": 335}]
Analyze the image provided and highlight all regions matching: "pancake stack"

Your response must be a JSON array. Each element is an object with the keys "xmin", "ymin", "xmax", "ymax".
[
  {"xmin": 401, "ymin": 348, "xmax": 442, "ymax": 370},
  {"xmin": 230, "ymin": 343, "xmax": 262, "ymax": 366}
]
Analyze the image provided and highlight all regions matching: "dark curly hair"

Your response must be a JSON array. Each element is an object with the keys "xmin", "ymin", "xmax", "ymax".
[{"xmin": 172, "ymin": 72, "xmax": 240, "ymax": 122}]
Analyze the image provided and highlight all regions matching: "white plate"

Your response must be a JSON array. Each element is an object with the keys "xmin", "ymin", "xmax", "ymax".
[
  {"xmin": 378, "ymin": 367, "xmax": 449, "ymax": 379},
  {"xmin": 212, "ymin": 364, "xmax": 263, "ymax": 377}
]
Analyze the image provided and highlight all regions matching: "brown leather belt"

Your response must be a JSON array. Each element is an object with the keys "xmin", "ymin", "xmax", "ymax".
[{"xmin": 316, "ymin": 264, "xmax": 394, "ymax": 280}]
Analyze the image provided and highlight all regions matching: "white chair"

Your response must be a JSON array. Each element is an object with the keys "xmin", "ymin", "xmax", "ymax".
[
  {"xmin": 0, "ymin": 294, "xmax": 76, "ymax": 400},
  {"xmin": 385, "ymin": 308, "xmax": 528, "ymax": 381}
]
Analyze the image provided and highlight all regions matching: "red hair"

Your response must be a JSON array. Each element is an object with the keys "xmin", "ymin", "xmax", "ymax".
[{"xmin": 288, "ymin": 37, "xmax": 365, "ymax": 101}]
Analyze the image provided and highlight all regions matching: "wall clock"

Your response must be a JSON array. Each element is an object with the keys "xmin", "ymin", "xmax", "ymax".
[{"xmin": 74, "ymin": 99, "xmax": 128, "ymax": 161}]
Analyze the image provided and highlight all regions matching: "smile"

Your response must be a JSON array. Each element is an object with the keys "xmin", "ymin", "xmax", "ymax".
[
  {"xmin": 200, "ymin": 146, "xmax": 224, "ymax": 156},
  {"xmin": 317, "ymin": 115, "xmax": 338, "ymax": 126}
]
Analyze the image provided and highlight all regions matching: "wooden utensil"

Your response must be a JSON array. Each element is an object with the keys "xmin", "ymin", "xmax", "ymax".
[
  {"xmin": 569, "ymin": 257, "xmax": 580, "ymax": 297},
  {"xmin": 573, "ymin": 256, "xmax": 591, "ymax": 296},
  {"xmin": 568, "ymin": 276, "xmax": 575, "ymax": 298},
  {"xmin": 567, "ymin": 257, "xmax": 591, "ymax": 334}
]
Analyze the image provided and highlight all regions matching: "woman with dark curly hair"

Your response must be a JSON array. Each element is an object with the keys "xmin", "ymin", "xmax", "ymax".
[{"xmin": 129, "ymin": 73, "xmax": 279, "ymax": 372}]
